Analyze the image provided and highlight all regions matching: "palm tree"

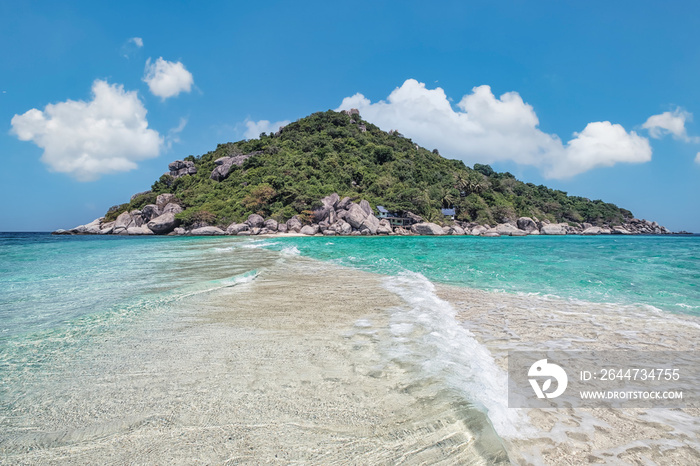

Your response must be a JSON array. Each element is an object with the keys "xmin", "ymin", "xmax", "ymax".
[
  {"xmin": 438, "ymin": 187, "xmax": 457, "ymax": 208},
  {"xmin": 463, "ymin": 172, "xmax": 486, "ymax": 195},
  {"xmin": 454, "ymin": 172, "xmax": 469, "ymax": 196}
]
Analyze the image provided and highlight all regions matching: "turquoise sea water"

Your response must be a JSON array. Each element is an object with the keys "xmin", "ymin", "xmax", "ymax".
[
  {"xmin": 1, "ymin": 232, "xmax": 699, "ymax": 462},
  {"xmin": 1, "ymin": 232, "xmax": 698, "ymax": 341},
  {"xmin": 260, "ymin": 234, "xmax": 700, "ymax": 316}
]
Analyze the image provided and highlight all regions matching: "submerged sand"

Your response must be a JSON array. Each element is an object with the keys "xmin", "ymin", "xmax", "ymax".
[
  {"xmin": 2, "ymin": 252, "xmax": 506, "ymax": 464},
  {"xmin": 438, "ymin": 285, "xmax": 700, "ymax": 465},
  {"xmin": 3, "ymin": 246, "xmax": 699, "ymax": 465}
]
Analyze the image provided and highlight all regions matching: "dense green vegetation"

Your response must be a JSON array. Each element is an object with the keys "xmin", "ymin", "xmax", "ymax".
[{"xmin": 106, "ymin": 110, "xmax": 633, "ymax": 227}]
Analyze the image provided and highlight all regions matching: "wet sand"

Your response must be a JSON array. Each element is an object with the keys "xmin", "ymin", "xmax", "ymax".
[
  {"xmin": 438, "ymin": 285, "xmax": 700, "ymax": 465},
  {"xmin": 1, "ymin": 254, "xmax": 507, "ymax": 464}
]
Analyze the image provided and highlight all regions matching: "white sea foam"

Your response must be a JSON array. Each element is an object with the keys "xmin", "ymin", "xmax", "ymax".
[
  {"xmin": 280, "ymin": 246, "xmax": 300, "ymax": 256},
  {"xmin": 241, "ymin": 240, "xmax": 279, "ymax": 249},
  {"xmin": 175, "ymin": 270, "xmax": 259, "ymax": 300},
  {"xmin": 381, "ymin": 271, "xmax": 533, "ymax": 441}
]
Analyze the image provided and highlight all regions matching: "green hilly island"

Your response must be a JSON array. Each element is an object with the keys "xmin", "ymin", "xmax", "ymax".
[{"xmin": 104, "ymin": 110, "xmax": 640, "ymax": 230}]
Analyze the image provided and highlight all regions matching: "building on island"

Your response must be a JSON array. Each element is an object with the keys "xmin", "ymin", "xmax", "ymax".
[
  {"xmin": 441, "ymin": 208, "xmax": 456, "ymax": 220},
  {"xmin": 376, "ymin": 206, "xmax": 416, "ymax": 227}
]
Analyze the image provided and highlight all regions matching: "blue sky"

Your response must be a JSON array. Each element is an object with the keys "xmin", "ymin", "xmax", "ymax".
[{"xmin": 2, "ymin": 1, "xmax": 699, "ymax": 232}]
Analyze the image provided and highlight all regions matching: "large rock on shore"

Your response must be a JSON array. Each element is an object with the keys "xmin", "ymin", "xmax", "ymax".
[
  {"xmin": 190, "ymin": 226, "xmax": 225, "ymax": 236},
  {"xmin": 336, "ymin": 196, "xmax": 352, "ymax": 210},
  {"xmin": 481, "ymin": 229, "xmax": 501, "ymax": 237},
  {"xmin": 264, "ymin": 219, "xmax": 278, "ymax": 231},
  {"xmin": 582, "ymin": 226, "xmax": 602, "ymax": 235},
  {"xmin": 147, "ymin": 212, "xmax": 179, "ymax": 235},
  {"xmin": 321, "ymin": 193, "xmax": 340, "ymax": 209},
  {"xmin": 126, "ymin": 225, "xmax": 154, "ymax": 235},
  {"xmin": 517, "ymin": 217, "xmax": 538, "ymax": 233},
  {"xmin": 469, "ymin": 225, "xmax": 488, "ymax": 236},
  {"xmin": 494, "ymin": 223, "xmax": 521, "ymax": 236},
  {"xmin": 300, "ymin": 224, "xmax": 319, "ymax": 235},
  {"xmin": 540, "ymin": 224, "xmax": 566, "ymax": 235},
  {"xmin": 226, "ymin": 223, "xmax": 249, "ymax": 235},
  {"xmin": 377, "ymin": 221, "xmax": 393, "ymax": 235},
  {"xmin": 441, "ymin": 225, "xmax": 465, "ymax": 235},
  {"xmin": 359, "ymin": 199, "xmax": 372, "ymax": 216},
  {"xmin": 141, "ymin": 204, "xmax": 161, "ymax": 222},
  {"xmin": 286, "ymin": 216, "xmax": 302, "ymax": 233},
  {"xmin": 70, "ymin": 218, "xmax": 103, "ymax": 235},
  {"xmin": 612, "ymin": 226, "xmax": 632, "ymax": 235},
  {"xmin": 130, "ymin": 210, "xmax": 145, "ymax": 227},
  {"xmin": 99, "ymin": 221, "xmax": 115, "ymax": 235},
  {"xmin": 345, "ymin": 203, "xmax": 368, "ymax": 229},
  {"xmin": 339, "ymin": 202, "xmax": 381, "ymax": 233},
  {"xmin": 313, "ymin": 205, "xmax": 333, "ymax": 224},
  {"xmin": 161, "ymin": 203, "xmax": 183, "ymax": 215},
  {"xmin": 360, "ymin": 212, "xmax": 380, "ymax": 234},
  {"xmin": 334, "ymin": 219, "xmax": 353, "ymax": 235},
  {"xmin": 246, "ymin": 214, "xmax": 265, "ymax": 228},
  {"xmin": 411, "ymin": 222, "xmax": 445, "ymax": 235},
  {"xmin": 114, "ymin": 211, "xmax": 134, "ymax": 232},
  {"xmin": 156, "ymin": 194, "xmax": 175, "ymax": 208}
]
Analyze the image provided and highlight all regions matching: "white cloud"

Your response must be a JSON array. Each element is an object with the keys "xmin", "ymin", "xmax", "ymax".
[
  {"xmin": 642, "ymin": 108, "xmax": 697, "ymax": 142},
  {"xmin": 121, "ymin": 37, "xmax": 144, "ymax": 58},
  {"xmin": 551, "ymin": 121, "xmax": 651, "ymax": 178},
  {"xmin": 244, "ymin": 119, "xmax": 291, "ymax": 139},
  {"xmin": 337, "ymin": 79, "xmax": 652, "ymax": 178},
  {"xmin": 695, "ymin": 152, "xmax": 700, "ymax": 165},
  {"xmin": 143, "ymin": 57, "xmax": 194, "ymax": 100},
  {"xmin": 165, "ymin": 117, "xmax": 187, "ymax": 149},
  {"xmin": 11, "ymin": 80, "xmax": 162, "ymax": 181}
]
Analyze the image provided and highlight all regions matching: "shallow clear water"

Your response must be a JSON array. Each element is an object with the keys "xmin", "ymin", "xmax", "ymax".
[
  {"xmin": 1, "ymin": 233, "xmax": 699, "ymax": 464},
  {"xmin": 259, "ymin": 235, "xmax": 700, "ymax": 315},
  {"xmin": 0, "ymin": 233, "xmax": 265, "ymax": 338}
]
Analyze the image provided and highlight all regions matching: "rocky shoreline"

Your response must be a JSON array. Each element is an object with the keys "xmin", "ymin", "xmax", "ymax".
[{"xmin": 54, "ymin": 192, "xmax": 677, "ymax": 238}]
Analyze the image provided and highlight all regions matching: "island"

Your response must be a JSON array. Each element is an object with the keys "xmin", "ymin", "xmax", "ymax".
[{"xmin": 55, "ymin": 110, "xmax": 673, "ymax": 237}]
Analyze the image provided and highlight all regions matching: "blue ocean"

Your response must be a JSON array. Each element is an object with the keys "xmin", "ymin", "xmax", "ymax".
[{"xmin": 1, "ymin": 232, "xmax": 699, "ymax": 463}]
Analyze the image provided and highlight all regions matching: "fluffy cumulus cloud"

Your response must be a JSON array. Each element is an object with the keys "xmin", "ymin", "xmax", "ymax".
[
  {"xmin": 337, "ymin": 79, "xmax": 652, "ymax": 178},
  {"xmin": 11, "ymin": 80, "xmax": 162, "ymax": 181},
  {"xmin": 129, "ymin": 37, "xmax": 144, "ymax": 47},
  {"xmin": 642, "ymin": 108, "xmax": 696, "ymax": 142},
  {"xmin": 551, "ymin": 122, "xmax": 651, "ymax": 178},
  {"xmin": 143, "ymin": 57, "xmax": 194, "ymax": 100},
  {"xmin": 696, "ymin": 152, "xmax": 700, "ymax": 165},
  {"xmin": 244, "ymin": 119, "xmax": 291, "ymax": 139}
]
